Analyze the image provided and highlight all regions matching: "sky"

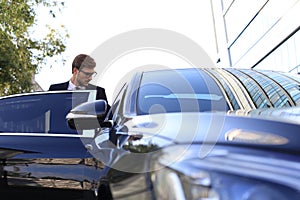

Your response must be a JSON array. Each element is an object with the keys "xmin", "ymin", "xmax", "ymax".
[{"xmin": 34, "ymin": 0, "xmax": 216, "ymax": 103}]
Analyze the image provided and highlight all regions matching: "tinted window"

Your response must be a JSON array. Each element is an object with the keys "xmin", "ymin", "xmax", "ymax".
[
  {"xmin": 0, "ymin": 92, "xmax": 90, "ymax": 134},
  {"xmin": 137, "ymin": 69, "xmax": 229, "ymax": 115}
]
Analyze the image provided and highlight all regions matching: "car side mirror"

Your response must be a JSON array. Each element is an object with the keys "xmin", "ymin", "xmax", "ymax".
[{"xmin": 66, "ymin": 100, "xmax": 107, "ymax": 130}]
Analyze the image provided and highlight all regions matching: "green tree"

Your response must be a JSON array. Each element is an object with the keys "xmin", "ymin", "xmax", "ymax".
[{"xmin": 0, "ymin": 0, "xmax": 68, "ymax": 96}]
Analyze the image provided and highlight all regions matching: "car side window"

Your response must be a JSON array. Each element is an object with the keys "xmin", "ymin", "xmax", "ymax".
[
  {"xmin": 110, "ymin": 83, "xmax": 128, "ymax": 123},
  {"xmin": 0, "ymin": 91, "xmax": 90, "ymax": 134}
]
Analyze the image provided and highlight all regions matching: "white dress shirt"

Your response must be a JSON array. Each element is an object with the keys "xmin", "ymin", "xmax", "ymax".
[{"xmin": 67, "ymin": 80, "xmax": 76, "ymax": 90}]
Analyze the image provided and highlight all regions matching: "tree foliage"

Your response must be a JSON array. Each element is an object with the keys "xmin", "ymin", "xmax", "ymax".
[{"xmin": 0, "ymin": 0, "xmax": 68, "ymax": 96}]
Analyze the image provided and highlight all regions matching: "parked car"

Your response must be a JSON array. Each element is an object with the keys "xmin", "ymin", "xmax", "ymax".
[{"xmin": 1, "ymin": 67, "xmax": 300, "ymax": 199}]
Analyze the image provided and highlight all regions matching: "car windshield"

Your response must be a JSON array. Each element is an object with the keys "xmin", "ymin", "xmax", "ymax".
[{"xmin": 136, "ymin": 68, "xmax": 229, "ymax": 115}]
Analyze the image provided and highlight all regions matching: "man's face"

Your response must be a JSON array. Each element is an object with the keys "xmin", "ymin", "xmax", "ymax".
[{"xmin": 75, "ymin": 67, "xmax": 96, "ymax": 86}]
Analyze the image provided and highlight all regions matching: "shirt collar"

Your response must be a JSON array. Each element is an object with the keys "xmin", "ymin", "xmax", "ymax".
[{"xmin": 68, "ymin": 80, "xmax": 76, "ymax": 90}]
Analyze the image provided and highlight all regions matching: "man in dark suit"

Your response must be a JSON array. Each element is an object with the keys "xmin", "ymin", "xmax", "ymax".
[{"xmin": 49, "ymin": 54, "xmax": 109, "ymax": 105}]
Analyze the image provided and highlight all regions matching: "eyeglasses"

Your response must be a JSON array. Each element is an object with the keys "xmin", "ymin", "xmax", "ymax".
[{"xmin": 79, "ymin": 70, "xmax": 97, "ymax": 78}]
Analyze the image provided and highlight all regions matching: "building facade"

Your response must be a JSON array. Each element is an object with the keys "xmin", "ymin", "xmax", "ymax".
[{"xmin": 211, "ymin": 0, "xmax": 300, "ymax": 73}]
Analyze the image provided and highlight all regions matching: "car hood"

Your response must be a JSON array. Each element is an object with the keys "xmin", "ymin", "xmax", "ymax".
[
  {"xmin": 122, "ymin": 112, "xmax": 300, "ymax": 153},
  {"xmin": 95, "ymin": 112, "xmax": 300, "ymax": 175}
]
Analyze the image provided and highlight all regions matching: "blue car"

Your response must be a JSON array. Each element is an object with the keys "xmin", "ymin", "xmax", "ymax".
[{"xmin": 1, "ymin": 67, "xmax": 300, "ymax": 199}]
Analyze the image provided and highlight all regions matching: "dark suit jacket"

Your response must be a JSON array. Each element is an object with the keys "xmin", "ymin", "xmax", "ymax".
[{"xmin": 49, "ymin": 81, "xmax": 108, "ymax": 102}]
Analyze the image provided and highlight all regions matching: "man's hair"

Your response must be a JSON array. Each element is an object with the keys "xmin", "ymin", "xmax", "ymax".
[{"xmin": 72, "ymin": 54, "xmax": 96, "ymax": 73}]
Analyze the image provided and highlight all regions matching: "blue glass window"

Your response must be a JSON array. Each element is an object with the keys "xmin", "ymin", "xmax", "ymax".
[
  {"xmin": 136, "ymin": 69, "xmax": 229, "ymax": 115},
  {"xmin": 0, "ymin": 91, "xmax": 90, "ymax": 134}
]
